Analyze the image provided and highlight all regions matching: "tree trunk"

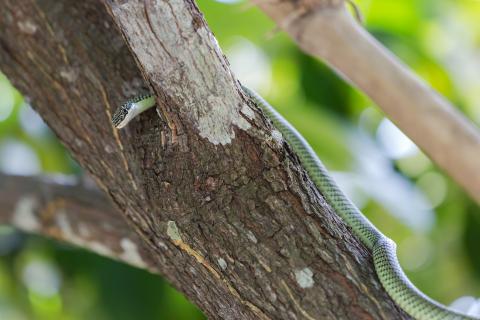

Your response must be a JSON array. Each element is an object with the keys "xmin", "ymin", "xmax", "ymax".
[{"xmin": 0, "ymin": 0, "xmax": 408, "ymax": 319}]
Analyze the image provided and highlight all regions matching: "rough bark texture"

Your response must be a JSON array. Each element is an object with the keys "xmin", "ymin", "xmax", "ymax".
[
  {"xmin": 0, "ymin": 173, "xmax": 157, "ymax": 271},
  {"xmin": 254, "ymin": 0, "xmax": 480, "ymax": 203},
  {"xmin": 0, "ymin": 0, "xmax": 409, "ymax": 319}
]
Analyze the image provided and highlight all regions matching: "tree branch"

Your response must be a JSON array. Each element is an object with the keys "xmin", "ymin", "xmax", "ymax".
[
  {"xmin": 0, "ymin": 173, "xmax": 158, "ymax": 271},
  {"xmin": 254, "ymin": 0, "xmax": 480, "ymax": 203},
  {"xmin": 0, "ymin": 0, "xmax": 408, "ymax": 318}
]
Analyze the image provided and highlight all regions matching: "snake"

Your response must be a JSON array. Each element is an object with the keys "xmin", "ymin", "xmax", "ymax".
[{"xmin": 112, "ymin": 85, "xmax": 477, "ymax": 320}]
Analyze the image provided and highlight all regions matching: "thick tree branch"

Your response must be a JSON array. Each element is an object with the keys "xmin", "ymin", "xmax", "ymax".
[
  {"xmin": 0, "ymin": 1, "xmax": 408, "ymax": 319},
  {"xmin": 254, "ymin": 0, "xmax": 480, "ymax": 203},
  {"xmin": 0, "ymin": 173, "xmax": 158, "ymax": 271}
]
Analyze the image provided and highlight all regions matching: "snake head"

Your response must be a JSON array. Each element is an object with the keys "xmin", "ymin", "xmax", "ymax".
[
  {"xmin": 112, "ymin": 94, "xmax": 156, "ymax": 129},
  {"xmin": 112, "ymin": 101, "xmax": 136, "ymax": 129}
]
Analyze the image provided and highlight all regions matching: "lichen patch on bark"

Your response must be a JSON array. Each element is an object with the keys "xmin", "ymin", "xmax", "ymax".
[
  {"xmin": 56, "ymin": 212, "xmax": 113, "ymax": 257},
  {"xmin": 13, "ymin": 196, "xmax": 40, "ymax": 232},
  {"xmin": 120, "ymin": 238, "xmax": 147, "ymax": 268},
  {"xmin": 167, "ymin": 220, "xmax": 182, "ymax": 242},
  {"xmin": 217, "ymin": 257, "xmax": 227, "ymax": 270},
  {"xmin": 295, "ymin": 268, "xmax": 315, "ymax": 288},
  {"xmin": 197, "ymin": 95, "xmax": 251, "ymax": 145}
]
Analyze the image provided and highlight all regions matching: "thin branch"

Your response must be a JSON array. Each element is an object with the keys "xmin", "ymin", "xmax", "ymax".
[
  {"xmin": 0, "ymin": 173, "xmax": 157, "ymax": 271},
  {"xmin": 255, "ymin": 0, "xmax": 480, "ymax": 203}
]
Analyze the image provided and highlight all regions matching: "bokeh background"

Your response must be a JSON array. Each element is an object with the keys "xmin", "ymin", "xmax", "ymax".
[{"xmin": 1, "ymin": 0, "xmax": 480, "ymax": 318}]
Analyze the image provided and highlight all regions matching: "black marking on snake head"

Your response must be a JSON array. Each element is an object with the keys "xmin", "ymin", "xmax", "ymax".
[{"xmin": 112, "ymin": 102, "xmax": 134, "ymax": 127}]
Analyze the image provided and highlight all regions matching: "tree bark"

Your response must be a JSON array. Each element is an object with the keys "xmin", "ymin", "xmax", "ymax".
[{"xmin": 0, "ymin": 0, "xmax": 408, "ymax": 319}]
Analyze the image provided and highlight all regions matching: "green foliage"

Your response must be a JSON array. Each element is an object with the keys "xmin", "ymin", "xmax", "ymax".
[{"xmin": 1, "ymin": 0, "xmax": 480, "ymax": 318}]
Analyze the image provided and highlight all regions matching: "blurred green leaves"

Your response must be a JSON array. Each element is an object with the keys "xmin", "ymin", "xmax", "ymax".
[{"xmin": 0, "ymin": 236, "xmax": 205, "ymax": 320}]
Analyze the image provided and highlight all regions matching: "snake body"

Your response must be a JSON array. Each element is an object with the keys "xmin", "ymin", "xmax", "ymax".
[{"xmin": 112, "ymin": 86, "xmax": 476, "ymax": 320}]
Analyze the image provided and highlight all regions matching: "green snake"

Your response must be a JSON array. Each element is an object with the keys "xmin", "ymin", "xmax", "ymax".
[{"xmin": 112, "ymin": 85, "xmax": 477, "ymax": 320}]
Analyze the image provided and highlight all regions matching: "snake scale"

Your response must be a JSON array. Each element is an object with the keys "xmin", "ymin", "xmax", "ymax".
[{"xmin": 112, "ymin": 85, "xmax": 477, "ymax": 320}]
